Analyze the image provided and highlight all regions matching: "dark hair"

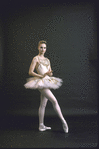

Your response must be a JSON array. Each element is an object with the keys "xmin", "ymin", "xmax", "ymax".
[{"xmin": 38, "ymin": 40, "xmax": 47, "ymax": 47}]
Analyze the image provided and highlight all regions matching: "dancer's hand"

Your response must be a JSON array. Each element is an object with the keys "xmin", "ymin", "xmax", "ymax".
[
  {"xmin": 43, "ymin": 70, "xmax": 53, "ymax": 77},
  {"xmin": 47, "ymin": 70, "xmax": 53, "ymax": 76}
]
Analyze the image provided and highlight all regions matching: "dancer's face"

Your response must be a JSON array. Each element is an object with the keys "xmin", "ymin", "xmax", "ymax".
[{"xmin": 38, "ymin": 43, "xmax": 46, "ymax": 55}]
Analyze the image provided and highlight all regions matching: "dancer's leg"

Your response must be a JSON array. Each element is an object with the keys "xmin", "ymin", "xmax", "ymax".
[
  {"xmin": 39, "ymin": 93, "xmax": 48, "ymax": 124},
  {"xmin": 38, "ymin": 93, "xmax": 51, "ymax": 131},
  {"xmin": 39, "ymin": 89, "xmax": 68, "ymax": 133}
]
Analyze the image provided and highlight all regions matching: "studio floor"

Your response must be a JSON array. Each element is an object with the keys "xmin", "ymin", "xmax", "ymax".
[{"xmin": 0, "ymin": 114, "xmax": 98, "ymax": 148}]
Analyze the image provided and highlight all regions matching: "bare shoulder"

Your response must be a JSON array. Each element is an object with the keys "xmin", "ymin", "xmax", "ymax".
[
  {"xmin": 45, "ymin": 57, "xmax": 50, "ymax": 62},
  {"xmin": 32, "ymin": 55, "xmax": 38, "ymax": 62}
]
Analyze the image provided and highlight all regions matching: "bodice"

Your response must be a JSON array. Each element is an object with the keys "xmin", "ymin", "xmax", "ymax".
[{"xmin": 36, "ymin": 57, "xmax": 50, "ymax": 75}]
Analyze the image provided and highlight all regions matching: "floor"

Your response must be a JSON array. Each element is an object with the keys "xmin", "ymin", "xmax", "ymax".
[{"xmin": 0, "ymin": 114, "xmax": 98, "ymax": 148}]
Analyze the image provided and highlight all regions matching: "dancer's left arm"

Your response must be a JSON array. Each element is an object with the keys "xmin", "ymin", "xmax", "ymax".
[
  {"xmin": 44, "ymin": 60, "xmax": 53, "ymax": 77},
  {"xmin": 48, "ymin": 61, "xmax": 53, "ymax": 76}
]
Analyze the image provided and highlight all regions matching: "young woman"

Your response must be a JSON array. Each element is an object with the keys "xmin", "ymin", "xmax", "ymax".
[{"xmin": 24, "ymin": 40, "xmax": 69, "ymax": 133}]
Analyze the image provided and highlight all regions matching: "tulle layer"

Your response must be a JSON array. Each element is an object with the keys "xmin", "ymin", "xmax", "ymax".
[{"xmin": 24, "ymin": 75, "xmax": 63, "ymax": 90}]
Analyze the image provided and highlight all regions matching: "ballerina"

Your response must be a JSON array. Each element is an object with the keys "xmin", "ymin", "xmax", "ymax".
[{"xmin": 24, "ymin": 40, "xmax": 69, "ymax": 133}]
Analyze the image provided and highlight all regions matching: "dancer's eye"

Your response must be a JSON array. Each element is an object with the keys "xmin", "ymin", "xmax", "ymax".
[{"xmin": 40, "ymin": 47, "xmax": 46, "ymax": 49}]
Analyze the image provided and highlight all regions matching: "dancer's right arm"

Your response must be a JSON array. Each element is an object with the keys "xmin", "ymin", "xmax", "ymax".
[{"xmin": 29, "ymin": 57, "xmax": 43, "ymax": 78}]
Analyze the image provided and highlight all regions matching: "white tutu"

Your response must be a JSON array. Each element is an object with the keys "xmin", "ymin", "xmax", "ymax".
[{"xmin": 24, "ymin": 75, "xmax": 63, "ymax": 90}]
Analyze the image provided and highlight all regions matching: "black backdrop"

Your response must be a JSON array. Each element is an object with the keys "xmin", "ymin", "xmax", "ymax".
[{"xmin": 0, "ymin": 0, "xmax": 97, "ymax": 116}]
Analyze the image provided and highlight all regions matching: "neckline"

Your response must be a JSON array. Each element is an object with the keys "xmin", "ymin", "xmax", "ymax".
[{"xmin": 38, "ymin": 56, "xmax": 46, "ymax": 60}]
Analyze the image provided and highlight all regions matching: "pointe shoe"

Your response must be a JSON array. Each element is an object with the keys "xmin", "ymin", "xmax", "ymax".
[
  {"xmin": 39, "ymin": 125, "xmax": 51, "ymax": 131},
  {"xmin": 62, "ymin": 123, "xmax": 69, "ymax": 133}
]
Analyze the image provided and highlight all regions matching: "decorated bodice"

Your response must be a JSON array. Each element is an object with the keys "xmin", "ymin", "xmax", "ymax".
[{"xmin": 36, "ymin": 57, "xmax": 50, "ymax": 75}]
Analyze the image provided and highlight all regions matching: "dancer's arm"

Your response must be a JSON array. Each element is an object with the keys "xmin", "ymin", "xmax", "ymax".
[
  {"xmin": 44, "ymin": 60, "xmax": 53, "ymax": 77},
  {"xmin": 49, "ymin": 61, "xmax": 53, "ymax": 76},
  {"xmin": 43, "ymin": 70, "xmax": 53, "ymax": 77},
  {"xmin": 28, "ymin": 57, "xmax": 43, "ymax": 78}
]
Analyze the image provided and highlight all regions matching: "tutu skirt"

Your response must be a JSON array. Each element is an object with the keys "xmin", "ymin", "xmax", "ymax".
[{"xmin": 24, "ymin": 75, "xmax": 63, "ymax": 90}]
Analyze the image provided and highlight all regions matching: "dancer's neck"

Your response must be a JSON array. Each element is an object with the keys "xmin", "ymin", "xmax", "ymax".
[{"xmin": 38, "ymin": 53, "xmax": 45, "ymax": 58}]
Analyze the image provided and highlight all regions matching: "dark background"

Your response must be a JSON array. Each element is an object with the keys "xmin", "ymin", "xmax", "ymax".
[{"xmin": 0, "ymin": 0, "xmax": 97, "ymax": 117}]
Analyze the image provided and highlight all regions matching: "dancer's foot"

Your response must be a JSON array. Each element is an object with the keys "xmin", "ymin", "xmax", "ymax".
[
  {"xmin": 39, "ymin": 124, "xmax": 51, "ymax": 131},
  {"xmin": 62, "ymin": 122, "xmax": 69, "ymax": 133}
]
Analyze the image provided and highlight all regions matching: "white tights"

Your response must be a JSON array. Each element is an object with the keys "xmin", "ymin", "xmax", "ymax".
[{"xmin": 38, "ymin": 88, "xmax": 68, "ymax": 128}]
